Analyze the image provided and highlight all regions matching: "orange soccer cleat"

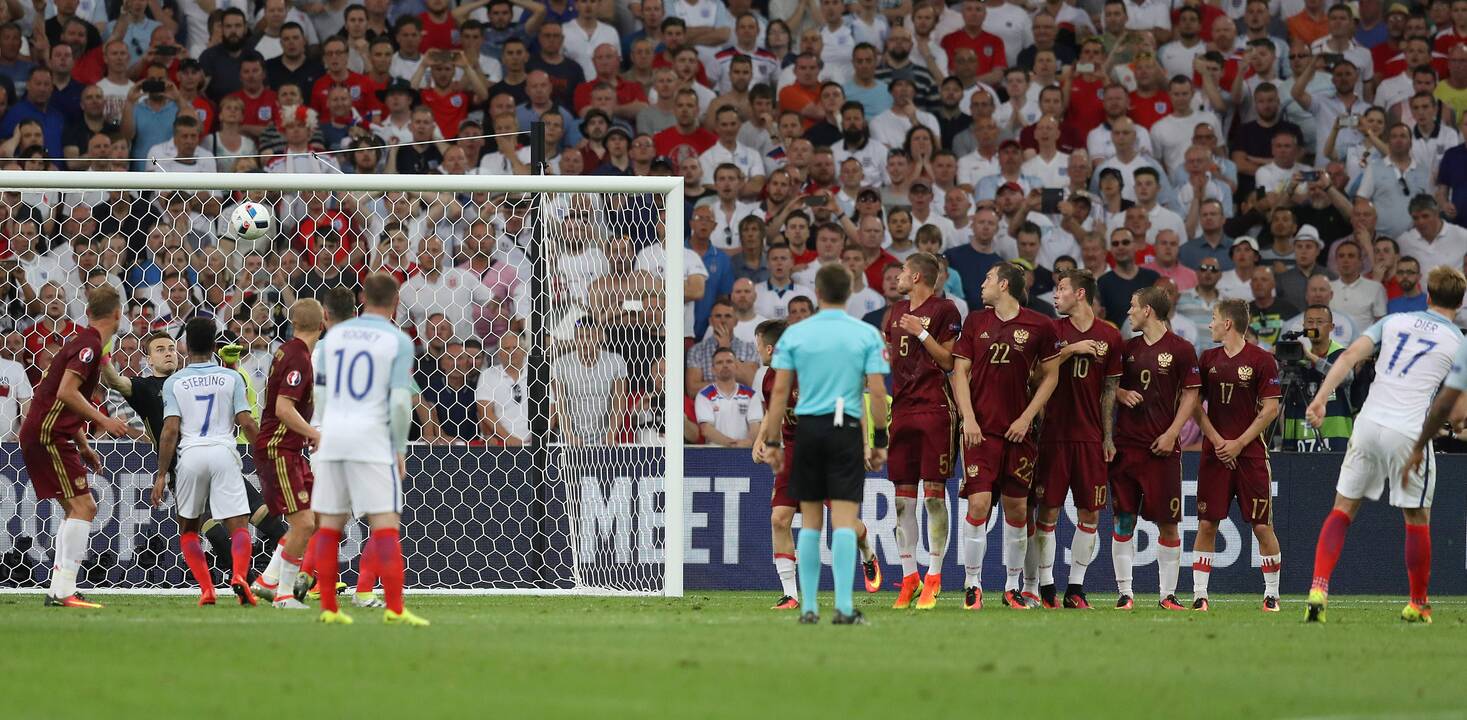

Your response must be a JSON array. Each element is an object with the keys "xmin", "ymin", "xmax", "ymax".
[
  {"xmin": 44, "ymin": 592, "xmax": 104, "ymax": 609},
  {"xmin": 862, "ymin": 559, "xmax": 882, "ymax": 594},
  {"xmin": 771, "ymin": 595, "xmax": 799, "ymax": 610},
  {"xmin": 230, "ymin": 577, "xmax": 258, "ymax": 607},
  {"xmin": 198, "ymin": 587, "xmax": 217, "ymax": 607},
  {"xmin": 963, "ymin": 586, "xmax": 983, "ymax": 611},
  {"xmin": 892, "ymin": 572, "xmax": 922, "ymax": 609},
  {"xmin": 914, "ymin": 573, "xmax": 942, "ymax": 610}
]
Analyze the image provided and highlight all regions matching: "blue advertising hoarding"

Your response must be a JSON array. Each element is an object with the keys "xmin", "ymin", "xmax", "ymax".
[{"xmin": 0, "ymin": 444, "xmax": 1462, "ymax": 595}]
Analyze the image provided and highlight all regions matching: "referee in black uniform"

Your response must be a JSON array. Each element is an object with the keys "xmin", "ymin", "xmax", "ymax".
[{"xmin": 761, "ymin": 264, "xmax": 891, "ymax": 625}]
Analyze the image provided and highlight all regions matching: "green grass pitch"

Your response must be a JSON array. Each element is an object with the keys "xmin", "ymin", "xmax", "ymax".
[{"xmin": 4, "ymin": 591, "xmax": 1466, "ymax": 719}]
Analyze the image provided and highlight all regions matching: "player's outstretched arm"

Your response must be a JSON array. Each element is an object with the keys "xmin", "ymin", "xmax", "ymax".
[
  {"xmin": 236, "ymin": 412, "xmax": 260, "ymax": 445},
  {"xmin": 1307, "ymin": 335, "xmax": 1376, "ymax": 427},
  {"xmin": 99, "ymin": 357, "xmax": 133, "ymax": 398},
  {"xmin": 59, "ymin": 369, "xmax": 129, "ymax": 436}
]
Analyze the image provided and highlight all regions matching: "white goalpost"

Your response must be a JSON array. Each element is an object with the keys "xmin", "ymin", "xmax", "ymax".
[{"xmin": 0, "ymin": 169, "xmax": 685, "ymax": 598}]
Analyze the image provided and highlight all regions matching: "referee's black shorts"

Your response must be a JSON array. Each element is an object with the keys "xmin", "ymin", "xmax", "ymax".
[{"xmin": 792, "ymin": 414, "xmax": 866, "ymax": 503}]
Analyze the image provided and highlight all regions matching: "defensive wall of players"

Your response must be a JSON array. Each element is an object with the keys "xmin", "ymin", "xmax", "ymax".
[{"xmin": 1, "ymin": 444, "xmax": 1462, "ymax": 595}]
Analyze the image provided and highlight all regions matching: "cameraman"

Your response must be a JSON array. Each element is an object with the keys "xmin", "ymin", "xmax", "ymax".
[{"xmin": 1277, "ymin": 305, "xmax": 1353, "ymax": 452}]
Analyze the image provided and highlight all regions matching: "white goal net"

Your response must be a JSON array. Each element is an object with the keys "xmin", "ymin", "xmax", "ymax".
[{"xmin": 0, "ymin": 170, "xmax": 685, "ymax": 596}]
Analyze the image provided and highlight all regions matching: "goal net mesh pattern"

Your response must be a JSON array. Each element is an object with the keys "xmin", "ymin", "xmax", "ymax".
[{"xmin": 0, "ymin": 175, "xmax": 678, "ymax": 595}]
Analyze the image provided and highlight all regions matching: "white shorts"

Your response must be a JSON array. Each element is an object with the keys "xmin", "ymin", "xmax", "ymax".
[
  {"xmin": 313, "ymin": 459, "xmax": 401, "ymax": 517},
  {"xmin": 174, "ymin": 444, "xmax": 249, "ymax": 520},
  {"xmin": 1336, "ymin": 417, "xmax": 1436, "ymax": 509}
]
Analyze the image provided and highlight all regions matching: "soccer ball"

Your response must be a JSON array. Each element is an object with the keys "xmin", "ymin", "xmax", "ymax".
[{"xmin": 230, "ymin": 201, "xmax": 274, "ymax": 247}]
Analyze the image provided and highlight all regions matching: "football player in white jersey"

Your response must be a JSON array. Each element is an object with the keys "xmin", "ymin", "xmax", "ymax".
[
  {"xmin": 1304, "ymin": 266, "xmax": 1467, "ymax": 624},
  {"xmin": 153, "ymin": 318, "xmax": 261, "ymax": 607},
  {"xmin": 310, "ymin": 273, "xmax": 428, "ymax": 627}
]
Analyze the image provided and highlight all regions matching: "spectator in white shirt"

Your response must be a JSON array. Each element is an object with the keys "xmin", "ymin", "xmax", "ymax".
[
  {"xmin": 399, "ymin": 235, "xmax": 497, "ymax": 339},
  {"xmin": 1397, "ymin": 194, "xmax": 1467, "ymax": 275},
  {"xmin": 869, "ymin": 78, "xmax": 940, "ymax": 150},
  {"xmin": 476, "ymin": 332, "xmax": 530, "ymax": 445},
  {"xmin": 1328, "ymin": 238, "xmax": 1388, "ymax": 330},
  {"xmin": 1217, "ymin": 236, "xmax": 1261, "ymax": 300},
  {"xmin": 1253, "ymin": 129, "xmax": 1312, "ymax": 203},
  {"xmin": 694, "ymin": 347, "xmax": 762, "ymax": 446},
  {"xmin": 701, "ymin": 105, "xmax": 766, "ymax": 195},
  {"xmin": 147, "ymin": 115, "xmax": 218, "ymax": 173}
]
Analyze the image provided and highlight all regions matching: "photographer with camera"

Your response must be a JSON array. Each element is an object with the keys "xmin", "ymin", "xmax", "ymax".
[{"xmin": 1276, "ymin": 305, "xmax": 1352, "ymax": 451}]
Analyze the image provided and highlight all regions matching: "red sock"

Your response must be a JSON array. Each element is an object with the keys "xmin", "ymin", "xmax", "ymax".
[
  {"xmin": 179, "ymin": 532, "xmax": 213, "ymax": 591},
  {"xmin": 372, "ymin": 528, "xmax": 405, "ymax": 614},
  {"xmin": 314, "ymin": 529, "xmax": 343, "ymax": 612},
  {"xmin": 356, "ymin": 536, "xmax": 379, "ymax": 593},
  {"xmin": 300, "ymin": 538, "xmax": 317, "ymax": 579},
  {"xmin": 1405, "ymin": 523, "xmax": 1431, "ymax": 605},
  {"xmin": 1310, "ymin": 509, "xmax": 1351, "ymax": 593},
  {"xmin": 229, "ymin": 528, "xmax": 251, "ymax": 584}
]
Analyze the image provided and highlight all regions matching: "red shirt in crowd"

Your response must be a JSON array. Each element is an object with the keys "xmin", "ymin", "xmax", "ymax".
[
  {"xmin": 939, "ymin": 29, "xmax": 1006, "ymax": 76},
  {"xmin": 311, "ymin": 72, "xmax": 385, "ymax": 117},
  {"xmin": 421, "ymin": 85, "xmax": 473, "ymax": 138},
  {"xmin": 1128, "ymin": 90, "xmax": 1172, "ymax": 129},
  {"xmin": 573, "ymin": 77, "xmax": 648, "ymax": 114},
  {"xmin": 419, "ymin": 12, "xmax": 459, "ymax": 52},
  {"xmin": 232, "ymin": 87, "xmax": 280, "ymax": 127}
]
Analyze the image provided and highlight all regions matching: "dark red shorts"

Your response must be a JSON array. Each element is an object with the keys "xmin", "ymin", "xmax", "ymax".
[
  {"xmin": 1036, "ymin": 441, "xmax": 1108, "ymax": 511},
  {"xmin": 1197, "ymin": 452, "xmax": 1273, "ymax": 525},
  {"xmin": 21, "ymin": 433, "xmax": 89, "ymax": 502},
  {"xmin": 1109, "ymin": 445, "xmax": 1182, "ymax": 523},
  {"xmin": 770, "ymin": 444, "xmax": 797, "ymax": 509},
  {"xmin": 255, "ymin": 447, "xmax": 314, "ymax": 516},
  {"xmin": 960, "ymin": 434, "xmax": 1035, "ymax": 499},
  {"xmin": 887, "ymin": 410, "xmax": 955, "ymax": 486}
]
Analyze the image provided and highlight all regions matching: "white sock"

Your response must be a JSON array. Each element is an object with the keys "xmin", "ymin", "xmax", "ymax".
[
  {"xmin": 1069, "ymin": 522, "xmax": 1099, "ymax": 586},
  {"xmin": 1003, "ymin": 519, "xmax": 1027, "ymax": 591},
  {"xmin": 1158, "ymin": 538, "xmax": 1181, "ymax": 599},
  {"xmin": 277, "ymin": 553, "xmax": 303, "ymax": 603},
  {"xmin": 856, "ymin": 526, "xmax": 875, "ymax": 562},
  {"xmin": 894, "ymin": 496, "xmax": 919, "ymax": 577},
  {"xmin": 49, "ymin": 523, "xmax": 72, "ymax": 598},
  {"xmin": 1192, "ymin": 551, "xmax": 1213, "ymax": 599},
  {"xmin": 1112, "ymin": 532, "xmax": 1136, "ymax": 596},
  {"xmin": 1262, "ymin": 553, "xmax": 1282, "ymax": 598},
  {"xmin": 962, "ymin": 513, "xmax": 987, "ymax": 589},
  {"xmin": 56, "ymin": 518, "xmax": 90, "ymax": 596},
  {"xmin": 261, "ymin": 545, "xmax": 285, "ymax": 588},
  {"xmin": 925, "ymin": 495, "xmax": 949, "ymax": 572},
  {"xmin": 1037, "ymin": 522, "xmax": 1057, "ymax": 586},
  {"xmin": 1022, "ymin": 526, "xmax": 1039, "ymax": 594},
  {"xmin": 774, "ymin": 554, "xmax": 798, "ymax": 598}
]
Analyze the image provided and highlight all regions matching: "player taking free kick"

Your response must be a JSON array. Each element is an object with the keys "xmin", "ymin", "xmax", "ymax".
[
  {"xmin": 310, "ymin": 273, "xmax": 427, "ymax": 627},
  {"xmin": 1111, "ymin": 287, "xmax": 1199, "ymax": 611},
  {"xmin": 1306, "ymin": 266, "xmax": 1467, "ymax": 624},
  {"xmin": 20, "ymin": 285, "xmax": 131, "ymax": 608},
  {"xmin": 1193, "ymin": 299, "xmax": 1282, "ymax": 612},
  {"xmin": 949, "ymin": 263, "xmax": 1060, "ymax": 611},
  {"xmin": 881, "ymin": 253, "xmax": 961, "ymax": 610}
]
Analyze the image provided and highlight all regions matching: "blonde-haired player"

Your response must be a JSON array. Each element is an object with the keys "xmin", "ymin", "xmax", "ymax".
[{"xmin": 1305, "ymin": 266, "xmax": 1467, "ymax": 624}]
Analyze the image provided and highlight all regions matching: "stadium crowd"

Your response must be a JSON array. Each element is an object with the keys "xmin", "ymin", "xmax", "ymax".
[{"xmin": 0, "ymin": 0, "xmax": 1465, "ymax": 452}]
